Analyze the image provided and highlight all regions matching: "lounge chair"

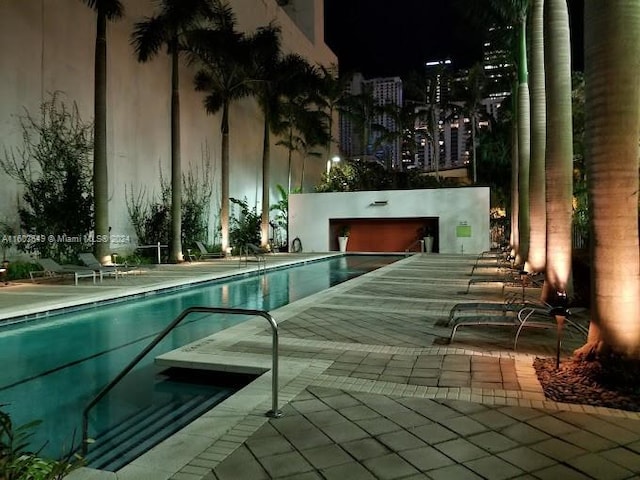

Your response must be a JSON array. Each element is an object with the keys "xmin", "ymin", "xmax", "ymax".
[
  {"xmin": 31, "ymin": 258, "xmax": 96, "ymax": 285},
  {"xmin": 448, "ymin": 302, "xmax": 588, "ymax": 350},
  {"xmin": 238, "ymin": 243, "xmax": 266, "ymax": 271},
  {"xmin": 78, "ymin": 253, "xmax": 122, "ymax": 280},
  {"xmin": 195, "ymin": 241, "xmax": 224, "ymax": 260},
  {"xmin": 447, "ymin": 292, "xmax": 543, "ymax": 325}
]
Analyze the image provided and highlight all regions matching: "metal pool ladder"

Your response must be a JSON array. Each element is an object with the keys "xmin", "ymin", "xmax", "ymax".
[{"xmin": 81, "ymin": 306, "xmax": 282, "ymax": 455}]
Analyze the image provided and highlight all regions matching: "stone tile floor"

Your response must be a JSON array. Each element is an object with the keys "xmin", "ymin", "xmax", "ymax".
[{"xmin": 4, "ymin": 253, "xmax": 640, "ymax": 480}]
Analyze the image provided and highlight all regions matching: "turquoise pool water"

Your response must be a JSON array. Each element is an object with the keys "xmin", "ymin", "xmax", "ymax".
[{"xmin": 0, "ymin": 255, "xmax": 400, "ymax": 465}]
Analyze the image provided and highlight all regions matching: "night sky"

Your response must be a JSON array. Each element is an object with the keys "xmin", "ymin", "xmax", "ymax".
[{"xmin": 324, "ymin": 0, "xmax": 584, "ymax": 79}]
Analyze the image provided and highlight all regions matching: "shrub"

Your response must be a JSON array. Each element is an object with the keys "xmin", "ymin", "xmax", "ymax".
[
  {"xmin": 0, "ymin": 93, "xmax": 94, "ymax": 263},
  {"xmin": 229, "ymin": 197, "xmax": 260, "ymax": 254},
  {"xmin": 0, "ymin": 407, "xmax": 82, "ymax": 480}
]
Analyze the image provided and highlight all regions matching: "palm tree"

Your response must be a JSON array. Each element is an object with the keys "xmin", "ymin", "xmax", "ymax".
[
  {"xmin": 453, "ymin": 62, "xmax": 486, "ymax": 182},
  {"xmin": 82, "ymin": 0, "xmax": 123, "ymax": 264},
  {"xmin": 317, "ymin": 65, "xmax": 350, "ymax": 162},
  {"xmin": 575, "ymin": 1, "xmax": 640, "ymax": 358},
  {"xmin": 542, "ymin": 0, "xmax": 573, "ymax": 303},
  {"xmin": 527, "ymin": 0, "xmax": 546, "ymax": 273},
  {"xmin": 404, "ymin": 67, "xmax": 449, "ymax": 178},
  {"xmin": 131, "ymin": 0, "xmax": 219, "ymax": 263},
  {"xmin": 340, "ymin": 82, "xmax": 379, "ymax": 161},
  {"xmin": 187, "ymin": 9, "xmax": 253, "ymax": 253},
  {"xmin": 275, "ymin": 90, "xmax": 328, "ymax": 193},
  {"xmin": 248, "ymin": 24, "xmax": 319, "ymax": 245},
  {"xmin": 482, "ymin": 1, "xmax": 530, "ymax": 264}
]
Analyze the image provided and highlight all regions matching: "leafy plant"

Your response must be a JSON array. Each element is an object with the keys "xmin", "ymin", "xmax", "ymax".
[
  {"xmin": 4, "ymin": 261, "xmax": 40, "ymax": 281},
  {"xmin": 0, "ymin": 92, "xmax": 94, "ymax": 263},
  {"xmin": 269, "ymin": 184, "xmax": 299, "ymax": 250},
  {"xmin": 229, "ymin": 197, "xmax": 261, "ymax": 253},
  {"xmin": 127, "ymin": 153, "xmax": 214, "ymax": 260},
  {"xmin": 0, "ymin": 407, "xmax": 81, "ymax": 480},
  {"xmin": 181, "ymin": 148, "xmax": 213, "ymax": 249}
]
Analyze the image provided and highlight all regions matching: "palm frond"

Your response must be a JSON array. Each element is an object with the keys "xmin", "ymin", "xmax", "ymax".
[
  {"xmin": 131, "ymin": 15, "xmax": 169, "ymax": 62},
  {"xmin": 81, "ymin": 0, "xmax": 124, "ymax": 19}
]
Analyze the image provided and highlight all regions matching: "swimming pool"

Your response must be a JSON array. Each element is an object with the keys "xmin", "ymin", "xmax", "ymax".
[{"xmin": 0, "ymin": 255, "xmax": 400, "ymax": 468}]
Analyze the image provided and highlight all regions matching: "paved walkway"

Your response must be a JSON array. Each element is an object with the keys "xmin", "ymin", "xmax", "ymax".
[{"xmin": 4, "ymin": 253, "xmax": 640, "ymax": 480}]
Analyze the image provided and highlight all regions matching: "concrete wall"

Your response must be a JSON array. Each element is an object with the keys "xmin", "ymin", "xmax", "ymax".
[
  {"xmin": 289, "ymin": 188, "xmax": 491, "ymax": 254},
  {"xmin": 0, "ymin": 0, "xmax": 336, "ymax": 246}
]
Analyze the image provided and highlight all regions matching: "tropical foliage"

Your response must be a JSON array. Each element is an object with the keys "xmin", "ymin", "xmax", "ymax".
[
  {"xmin": 228, "ymin": 197, "xmax": 260, "ymax": 253},
  {"xmin": 0, "ymin": 407, "xmax": 81, "ymax": 480},
  {"xmin": 0, "ymin": 94, "xmax": 94, "ymax": 263}
]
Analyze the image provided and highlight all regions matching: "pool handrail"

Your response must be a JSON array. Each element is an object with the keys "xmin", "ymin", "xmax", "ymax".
[{"xmin": 81, "ymin": 306, "xmax": 282, "ymax": 455}]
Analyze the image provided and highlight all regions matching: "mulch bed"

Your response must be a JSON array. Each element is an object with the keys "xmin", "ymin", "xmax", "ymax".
[{"xmin": 534, "ymin": 357, "xmax": 640, "ymax": 412}]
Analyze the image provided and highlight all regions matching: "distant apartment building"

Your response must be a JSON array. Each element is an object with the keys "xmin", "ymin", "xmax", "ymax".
[
  {"xmin": 483, "ymin": 26, "xmax": 513, "ymax": 100},
  {"xmin": 339, "ymin": 73, "xmax": 403, "ymax": 169},
  {"xmin": 409, "ymin": 56, "xmax": 507, "ymax": 177}
]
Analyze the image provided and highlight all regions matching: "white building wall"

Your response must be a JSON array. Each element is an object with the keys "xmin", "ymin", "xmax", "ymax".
[
  {"xmin": 289, "ymin": 187, "xmax": 491, "ymax": 254},
  {"xmin": 0, "ymin": 0, "xmax": 336, "ymax": 246}
]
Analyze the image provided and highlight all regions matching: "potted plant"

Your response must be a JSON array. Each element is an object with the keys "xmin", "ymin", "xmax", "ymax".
[
  {"xmin": 419, "ymin": 225, "xmax": 434, "ymax": 253},
  {"xmin": 338, "ymin": 225, "xmax": 350, "ymax": 252}
]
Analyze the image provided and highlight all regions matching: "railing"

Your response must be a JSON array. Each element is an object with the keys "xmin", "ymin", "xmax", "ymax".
[
  {"xmin": 81, "ymin": 306, "xmax": 282, "ymax": 454},
  {"xmin": 404, "ymin": 238, "xmax": 423, "ymax": 254}
]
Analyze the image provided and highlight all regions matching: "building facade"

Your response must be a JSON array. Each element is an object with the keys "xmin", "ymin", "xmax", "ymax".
[{"xmin": 0, "ymin": 0, "xmax": 336, "ymax": 248}]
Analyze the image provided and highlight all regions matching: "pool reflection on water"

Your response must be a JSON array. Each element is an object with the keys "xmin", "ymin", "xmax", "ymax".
[{"xmin": 0, "ymin": 255, "xmax": 401, "ymax": 460}]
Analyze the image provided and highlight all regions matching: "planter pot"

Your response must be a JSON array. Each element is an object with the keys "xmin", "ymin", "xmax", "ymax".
[
  {"xmin": 338, "ymin": 236, "xmax": 349, "ymax": 252},
  {"xmin": 423, "ymin": 236, "xmax": 434, "ymax": 253}
]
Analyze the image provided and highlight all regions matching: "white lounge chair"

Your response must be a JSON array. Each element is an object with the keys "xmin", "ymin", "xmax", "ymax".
[
  {"xmin": 78, "ymin": 253, "xmax": 122, "ymax": 280},
  {"xmin": 31, "ymin": 258, "xmax": 96, "ymax": 285}
]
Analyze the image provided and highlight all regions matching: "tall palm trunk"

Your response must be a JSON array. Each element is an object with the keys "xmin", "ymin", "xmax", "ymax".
[
  {"xmin": 527, "ymin": 0, "xmax": 546, "ymax": 272},
  {"xmin": 220, "ymin": 101, "xmax": 230, "ymax": 252},
  {"xmin": 261, "ymin": 113, "xmax": 270, "ymax": 247},
  {"xmin": 515, "ymin": 18, "xmax": 531, "ymax": 266},
  {"xmin": 170, "ymin": 41, "xmax": 183, "ymax": 262},
  {"xmin": 93, "ymin": 11, "xmax": 110, "ymax": 264},
  {"xmin": 510, "ymin": 118, "xmax": 519, "ymax": 256},
  {"xmin": 576, "ymin": 1, "xmax": 640, "ymax": 358},
  {"xmin": 543, "ymin": 0, "xmax": 573, "ymax": 302}
]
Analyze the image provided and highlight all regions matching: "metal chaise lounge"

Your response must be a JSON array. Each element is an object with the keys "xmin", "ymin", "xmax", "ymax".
[
  {"xmin": 463, "ymin": 270, "xmax": 544, "ymax": 295},
  {"xmin": 448, "ymin": 292, "xmax": 545, "ymax": 325},
  {"xmin": 238, "ymin": 243, "xmax": 267, "ymax": 271},
  {"xmin": 448, "ymin": 303, "xmax": 588, "ymax": 350},
  {"xmin": 31, "ymin": 258, "xmax": 96, "ymax": 285},
  {"xmin": 78, "ymin": 253, "xmax": 124, "ymax": 280},
  {"xmin": 195, "ymin": 241, "xmax": 225, "ymax": 260}
]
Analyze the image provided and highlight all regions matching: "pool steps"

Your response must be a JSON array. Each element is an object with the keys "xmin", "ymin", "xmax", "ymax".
[{"xmin": 85, "ymin": 390, "xmax": 229, "ymax": 471}]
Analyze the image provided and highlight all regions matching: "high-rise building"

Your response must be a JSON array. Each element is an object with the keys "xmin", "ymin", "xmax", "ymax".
[
  {"xmin": 483, "ymin": 26, "xmax": 513, "ymax": 100},
  {"xmin": 339, "ymin": 73, "xmax": 403, "ymax": 169}
]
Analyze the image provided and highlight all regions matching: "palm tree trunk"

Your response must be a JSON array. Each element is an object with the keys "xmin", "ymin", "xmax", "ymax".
[
  {"xmin": 261, "ymin": 115, "xmax": 270, "ymax": 247},
  {"xmin": 287, "ymin": 126, "xmax": 293, "ymax": 193},
  {"xmin": 542, "ymin": 0, "xmax": 573, "ymax": 302},
  {"xmin": 93, "ymin": 11, "xmax": 110, "ymax": 264},
  {"xmin": 510, "ymin": 117, "xmax": 519, "ymax": 256},
  {"xmin": 575, "ymin": 0, "xmax": 640, "ymax": 358},
  {"xmin": 516, "ymin": 18, "xmax": 531, "ymax": 267},
  {"xmin": 220, "ymin": 101, "xmax": 230, "ymax": 252},
  {"xmin": 169, "ymin": 45, "xmax": 183, "ymax": 262},
  {"xmin": 528, "ymin": 0, "xmax": 547, "ymax": 272}
]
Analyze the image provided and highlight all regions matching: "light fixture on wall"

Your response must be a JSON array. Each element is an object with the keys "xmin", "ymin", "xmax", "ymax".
[{"xmin": 369, "ymin": 200, "xmax": 388, "ymax": 206}]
